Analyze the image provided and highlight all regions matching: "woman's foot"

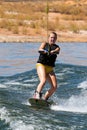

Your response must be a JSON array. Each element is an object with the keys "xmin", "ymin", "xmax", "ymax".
[{"xmin": 33, "ymin": 91, "xmax": 43, "ymax": 99}]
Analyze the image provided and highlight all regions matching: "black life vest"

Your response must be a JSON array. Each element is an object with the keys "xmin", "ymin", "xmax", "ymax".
[{"xmin": 37, "ymin": 43, "xmax": 59, "ymax": 67}]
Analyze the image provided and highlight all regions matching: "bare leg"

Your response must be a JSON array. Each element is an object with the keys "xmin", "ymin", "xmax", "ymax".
[
  {"xmin": 36, "ymin": 64, "xmax": 47, "ymax": 93},
  {"xmin": 44, "ymin": 71, "xmax": 57, "ymax": 100}
]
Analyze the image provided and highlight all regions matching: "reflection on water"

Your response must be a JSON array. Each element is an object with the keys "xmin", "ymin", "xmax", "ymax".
[{"xmin": 0, "ymin": 42, "xmax": 87, "ymax": 76}]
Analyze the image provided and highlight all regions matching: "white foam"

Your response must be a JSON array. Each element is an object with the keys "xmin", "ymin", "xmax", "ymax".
[
  {"xmin": 61, "ymin": 67, "xmax": 74, "ymax": 74},
  {"xmin": 22, "ymin": 100, "xmax": 31, "ymax": 106},
  {"xmin": 22, "ymin": 83, "xmax": 34, "ymax": 87},
  {"xmin": 5, "ymin": 81, "xmax": 35, "ymax": 87},
  {"xmin": 0, "ymin": 107, "xmax": 34, "ymax": 130},
  {"xmin": 10, "ymin": 120, "xmax": 34, "ymax": 130},
  {"xmin": 24, "ymin": 78, "xmax": 38, "ymax": 83},
  {"xmin": 78, "ymin": 81, "xmax": 87, "ymax": 90},
  {"xmin": 51, "ymin": 80, "xmax": 87, "ymax": 113},
  {"xmin": 51, "ymin": 90, "xmax": 87, "ymax": 113},
  {"xmin": 0, "ymin": 84, "xmax": 7, "ymax": 88},
  {"xmin": 0, "ymin": 107, "xmax": 10, "ymax": 123},
  {"xmin": 5, "ymin": 81, "xmax": 22, "ymax": 85}
]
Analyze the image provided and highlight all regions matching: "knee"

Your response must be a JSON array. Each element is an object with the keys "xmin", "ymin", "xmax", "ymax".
[
  {"xmin": 53, "ymin": 84, "xmax": 57, "ymax": 91},
  {"xmin": 40, "ymin": 79, "xmax": 46, "ymax": 85}
]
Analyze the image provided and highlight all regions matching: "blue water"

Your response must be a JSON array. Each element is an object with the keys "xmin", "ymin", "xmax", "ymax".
[{"xmin": 0, "ymin": 42, "xmax": 87, "ymax": 130}]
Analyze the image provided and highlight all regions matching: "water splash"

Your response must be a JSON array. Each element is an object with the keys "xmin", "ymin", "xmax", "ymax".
[
  {"xmin": 0, "ymin": 107, "xmax": 34, "ymax": 130},
  {"xmin": 51, "ymin": 80, "xmax": 87, "ymax": 113}
]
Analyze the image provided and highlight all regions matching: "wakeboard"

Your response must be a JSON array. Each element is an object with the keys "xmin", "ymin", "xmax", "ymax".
[{"xmin": 29, "ymin": 98, "xmax": 54, "ymax": 108}]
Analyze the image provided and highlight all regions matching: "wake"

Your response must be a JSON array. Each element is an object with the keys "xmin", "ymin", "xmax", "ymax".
[{"xmin": 51, "ymin": 80, "xmax": 87, "ymax": 113}]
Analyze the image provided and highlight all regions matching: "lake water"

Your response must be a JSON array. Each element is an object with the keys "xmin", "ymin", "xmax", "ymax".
[{"xmin": 0, "ymin": 42, "xmax": 87, "ymax": 130}]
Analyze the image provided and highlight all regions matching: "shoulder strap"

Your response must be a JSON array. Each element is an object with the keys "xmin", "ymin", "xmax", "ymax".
[{"xmin": 46, "ymin": 43, "xmax": 51, "ymax": 55}]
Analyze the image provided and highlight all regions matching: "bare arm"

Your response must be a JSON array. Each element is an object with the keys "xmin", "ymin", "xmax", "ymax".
[
  {"xmin": 50, "ymin": 46, "xmax": 60, "ymax": 55},
  {"xmin": 38, "ymin": 42, "xmax": 48, "ymax": 54},
  {"xmin": 39, "ymin": 42, "xmax": 46, "ymax": 50}
]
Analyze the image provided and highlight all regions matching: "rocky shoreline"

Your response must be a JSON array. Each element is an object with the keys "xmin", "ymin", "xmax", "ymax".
[{"xmin": 0, "ymin": 31, "xmax": 87, "ymax": 43}]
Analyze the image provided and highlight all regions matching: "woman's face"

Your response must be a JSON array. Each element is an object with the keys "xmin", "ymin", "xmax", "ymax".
[{"xmin": 48, "ymin": 33, "xmax": 57, "ymax": 44}]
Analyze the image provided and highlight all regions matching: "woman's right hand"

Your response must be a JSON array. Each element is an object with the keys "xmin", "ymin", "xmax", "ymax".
[{"xmin": 38, "ymin": 49, "xmax": 48, "ymax": 54}]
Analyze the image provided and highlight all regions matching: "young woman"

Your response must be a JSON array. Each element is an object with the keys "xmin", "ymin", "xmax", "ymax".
[{"xmin": 34, "ymin": 32, "xmax": 60, "ymax": 100}]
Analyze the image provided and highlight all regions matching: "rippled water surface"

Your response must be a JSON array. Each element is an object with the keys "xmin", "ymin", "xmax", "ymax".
[{"xmin": 0, "ymin": 42, "xmax": 87, "ymax": 130}]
